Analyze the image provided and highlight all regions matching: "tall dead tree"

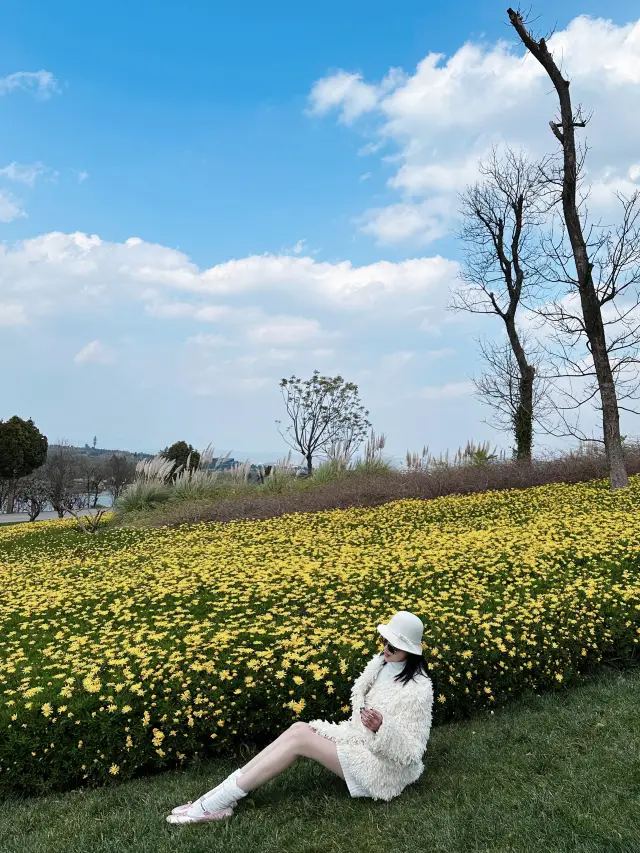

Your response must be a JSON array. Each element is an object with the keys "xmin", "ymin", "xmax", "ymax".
[
  {"xmin": 453, "ymin": 147, "xmax": 544, "ymax": 460},
  {"xmin": 534, "ymin": 197, "xmax": 640, "ymax": 452},
  {"xmin": 472, "ymin": 336, "xmax": 553, "ymax": 456},
  {"xmin": 508, "ymin": 8, "xmax": 632, "ymax": 489}
]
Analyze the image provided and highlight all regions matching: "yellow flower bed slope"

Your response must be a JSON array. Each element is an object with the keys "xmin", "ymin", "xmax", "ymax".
[{"xmin": 1, "ymin": 476, "xmax": 639, "ymax": 793}]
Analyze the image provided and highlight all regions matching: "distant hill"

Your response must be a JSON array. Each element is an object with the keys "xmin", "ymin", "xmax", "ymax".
[
  {"xmin": 62, "ymin": 444, "xmax": 296, "ymax": 470},
  {"xmin": 67, "ymin": 444, "xmax": 155, "ymax": 461}
]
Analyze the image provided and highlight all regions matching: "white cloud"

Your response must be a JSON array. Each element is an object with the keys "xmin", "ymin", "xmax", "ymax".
[
  {"xmin": 357, "ymin": 199, "xmax": 451, "ymax": 245},
  {"xmin": 425, "ymin": 347, "xmax": 455, "ymax": 360},
  {"xmin": 0, "ymin": 302, "xmax": 27, "ymax": 325},
  {"xmin": 309, "ymin": 15, "xmax": 640, "ymax": 245},
  {"xmin": 0, "ymin": 231, "xmax": 469, "ymax": 428},
  {"xmin": 418, "ymin": 381, "xmax": 474, "ymax": 400},
  {"xmin": 0, "ymin": 71, "xmax": 59, "ymax": 98},
  {"xmin": 585, "ymin": 164, "xmax": 640, "ymax": 209},
  {"xmin": 389, "ymin": 153, "xmax": 481, "ymax": 195},
  {"xmin": 74, "ymin": 340, "xmax": 116, "ymax": 365},
  {"xmin": 307, "ymin": 71, "xmax": 382, "ymax": 124},
  {"xmin": 145, "ymin": 300, "xmax": 233, "ymax": 322},
  {"xmin": 380, "ymin": 350, "xmax": 415, "ymax": 370},
  {"xmin": 185, "ymin": 333, "xmax": 230, "ymax": 347},
  {"xmin": 0, "ymin": 161, "xmax": 52, "ymax": 187},
  {"xmin": 0, "ymin": 191, "xmax": 25, "ymax": 223},
  {"xmin": 240, "ymin": 377, "xmax": 270, "ymax": 391},
  {"xmin": 246, "ymin": 317, "xmax": 322, "ymax": 345},
  {"xmin": 358, "ymin": 141, "xmax": 385, "ymax": 157},
  {"xmin": 0, "ymin": 231, "xmax": 459, "ymax": 319},
  {"xmin": 191, "ymin": 361, "xmax": 273, "ymax": 396}
]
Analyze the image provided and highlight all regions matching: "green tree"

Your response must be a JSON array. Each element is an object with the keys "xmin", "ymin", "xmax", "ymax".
[
  {"xmin": 0, "ymin": 416, "xmax": 48, "ymax": 513},
  {"xmin": 161, "ymin": 441, "xmax": 200, "ymax": 480},
  {"xmin": 276, "ymin": 370, "xmax": 371, "ymax": 475}
]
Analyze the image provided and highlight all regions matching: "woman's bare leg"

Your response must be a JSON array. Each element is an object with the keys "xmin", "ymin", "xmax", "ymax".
[
  {"xmin": 172, "ymin": 727, "xmax": 299, "ymax": 814},
  {"xmin": 237, "ymin": 726, "xmax": 298, "ymax": 775},
  {"xmin": 237, "ymin": 722, "xmax": 344, "ymax": 793}
]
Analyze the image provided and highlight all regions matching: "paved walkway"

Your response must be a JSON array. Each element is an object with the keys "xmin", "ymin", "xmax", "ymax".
[{"xmin": 0, "ymin": 508, "xmax": 105, "ymax": 525}]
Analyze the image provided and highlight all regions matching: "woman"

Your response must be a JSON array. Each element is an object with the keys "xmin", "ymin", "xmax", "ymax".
[{"xmin": 167, "ymin": 610, "xmax": 433, "ymax": 823}]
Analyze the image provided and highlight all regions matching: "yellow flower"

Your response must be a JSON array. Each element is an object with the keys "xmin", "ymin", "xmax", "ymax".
[{"xmin": 1, "ymin": 473, "xmax": 639, "ymax": 792}]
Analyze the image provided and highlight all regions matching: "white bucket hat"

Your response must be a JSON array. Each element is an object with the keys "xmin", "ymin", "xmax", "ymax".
[{"xmin": 377, "ymin": 610, "xmax": 424, "ymax": 655}]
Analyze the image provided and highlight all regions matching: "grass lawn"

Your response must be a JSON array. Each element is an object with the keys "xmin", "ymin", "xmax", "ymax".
[{"xmin": 3, "ymin": 665, "xmax": 638, "ymax": 853}]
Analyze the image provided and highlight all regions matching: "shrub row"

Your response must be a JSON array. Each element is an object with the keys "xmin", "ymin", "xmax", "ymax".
[{"xmin": 1, "ymin": 475, "xmax": 639, "ymax": 793}]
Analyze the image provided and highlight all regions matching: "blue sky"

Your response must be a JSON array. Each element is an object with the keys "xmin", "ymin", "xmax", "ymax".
[{"xmin": 1, "ymin": 1, "xmax": 639, "ymax": 463}]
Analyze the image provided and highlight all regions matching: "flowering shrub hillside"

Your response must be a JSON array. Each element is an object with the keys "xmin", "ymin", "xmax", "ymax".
[{"xmin": 1, "ymin": 476, "xmax": 639, "ymax": 794}]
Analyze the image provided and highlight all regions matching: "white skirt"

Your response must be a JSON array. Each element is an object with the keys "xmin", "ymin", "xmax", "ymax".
[
  {"xmin": 336, "ymin": 742, "xmax": 372, "ymax": 798},
  {"xmin": 310, "ymin": 721, "xmax": 373, "ymax": 798}
]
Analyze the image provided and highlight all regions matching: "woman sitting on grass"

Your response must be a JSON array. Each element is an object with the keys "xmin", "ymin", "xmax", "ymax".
[{"xmin": 167, "ymin": 611, "xmax": 434, "ymax": 823}]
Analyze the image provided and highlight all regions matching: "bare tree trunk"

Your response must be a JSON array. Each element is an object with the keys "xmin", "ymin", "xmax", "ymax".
[
  {"xmin": 515, "ymin": 367, "xmax": 535, "ymax": 460},
  {"xmin": 505, "ymin": 317, "xmax": 535, "ymax": 460},
  {"xmin": 6, "ymin": 480, "xmax": 16, "ymax": 514},
  {"xmin": 508, "ymin": 8, "xmax": 629, "ymax": 489},
  {"xmin": 306, "ymin": 453, "xmax": 313, "ymax": 476},
  {"xmin": 454, "ymin": 146, "xmax": 544, "ymax": 460}
]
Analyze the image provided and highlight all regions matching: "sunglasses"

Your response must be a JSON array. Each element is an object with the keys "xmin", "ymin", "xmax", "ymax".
[{"xmin": 381, "ymin": 637, "xmax": 398, "ymax": 655}]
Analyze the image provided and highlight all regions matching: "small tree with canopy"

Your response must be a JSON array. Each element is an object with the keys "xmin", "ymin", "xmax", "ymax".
[
  {"xmin": 0, "ymin": 416, "xmax": 48, "ymax": 513},
  {"xmin": 161, "ymin": 441, "xmax": 201, "ymax": 481},
  {"xmin": 276, "ymin": 370, "xmax": 371, "ymax": 475}
]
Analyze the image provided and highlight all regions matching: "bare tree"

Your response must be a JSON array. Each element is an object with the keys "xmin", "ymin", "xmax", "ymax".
[
  {"xmin": 103, "ymin": 453, "xmax": 136, "ymax": 502},
  {"xmin": 44, "ymin": 442, "xmax": 80, "ymax": 518},
  {"xmin": 0, "ymin": 478, "xmax": 10, "ymax": 513},
  {"xmin": 534, "ymin": 205, "xmax": 640, "ymax": 448},
  {"xmin": 78, "ymin": 455, "xmax": 107, "ymax": 508},
  {"xmin": 276, "ymin": 370, "xmax": 371, "ymax": 475},
  {"xmin": 453, "ymin": 147, "xmax": 546, "ymax": 459},
  {"xmin": 14, "ymin": 471, "xmax": 50, "ymax": 522},
  {"xmin": 508, "ymin": 8, "xmax": 635, "ymax": 489},
  {"xmin": 472, "ymin": 335, "xmax": 554, "ymax": 455}
]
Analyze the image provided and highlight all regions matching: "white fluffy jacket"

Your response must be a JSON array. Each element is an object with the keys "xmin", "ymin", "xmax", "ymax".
[{"xmin": 308, "ymin": 653, "xmax": 434, "ymax": 801}]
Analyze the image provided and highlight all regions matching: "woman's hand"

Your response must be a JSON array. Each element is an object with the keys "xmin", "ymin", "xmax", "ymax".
[{"xmin": 360, "ymin": 708, "xmax": 383, "ymax": 732}]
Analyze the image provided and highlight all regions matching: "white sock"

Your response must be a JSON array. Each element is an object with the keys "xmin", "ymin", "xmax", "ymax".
[
  {"xmin": 185, "ymin": 768, "xmax": 242, "ymax": 811},
  {"xmin": 191, "ymin": 774, "xmax": 247, "ymax": 815}
]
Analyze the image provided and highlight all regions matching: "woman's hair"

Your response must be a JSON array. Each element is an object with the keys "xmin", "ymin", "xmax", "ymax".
[{"xmin": 379, "ymin": 650, "xmax": 429, "ymax": 685}]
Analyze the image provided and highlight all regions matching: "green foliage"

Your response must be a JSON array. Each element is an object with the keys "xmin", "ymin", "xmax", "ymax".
[
  {"xmin": 310, "ymin": 458, "xmax": 349, "ymax": 484},
  {"xmin": 169, "ymin": 477, "xmax": 230, "ymax": 503},
  {"xmin": 1, "ymin": 667, "xmax": 638, "ymax": 853},
  {"xmin": 457, "ymin": 440, "xmax": 499, "ymax": 467},
  {"xmin": 112, "ymin": 481, "xmax": 172, "ymax": 514},
  {"xmin": 350, "ymin": 457, "xmax": 393, "ymax": 475},
  {"xmin": 0, "ymin": 416, "xmax": 48, "ymax": 480},
  {"xmin": 277, "ymin": 370, "xmax": 371, "ymax": 474},
  {"xmin": 258, "ymin": 467, "xmax": 296, "ymax": 494},
  {"xmin": 1, "ymin": 477, "xmax": 640, "ymax": 796},
  {"xmin": 161, "ymin": 441, "xmax": 201, "ymax": 479}
]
